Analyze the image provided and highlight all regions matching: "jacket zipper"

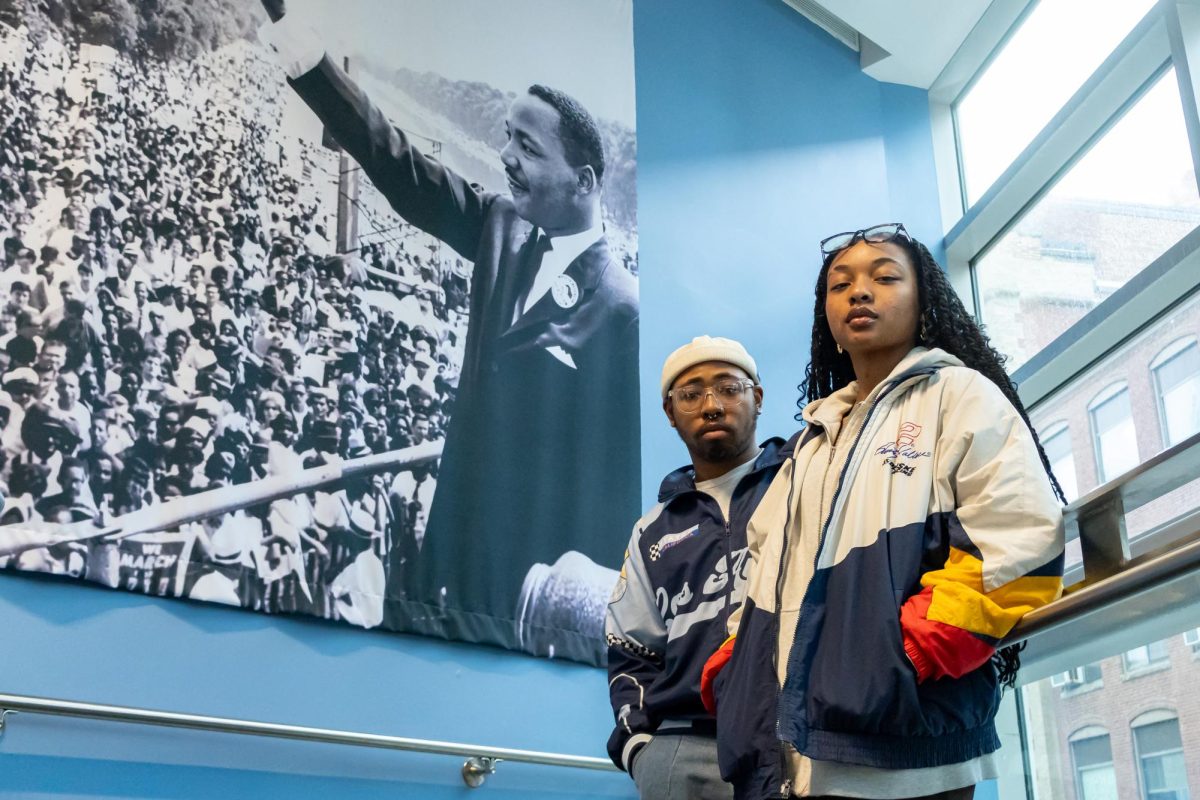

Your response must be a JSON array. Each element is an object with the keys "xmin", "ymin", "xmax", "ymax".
[
  {"xmin": 771, "ymin": 451, "xmax": 802, "ymax": 798},
  {"xmin": 772, "ymin": 376, "xmax": 916, "ymax": 795}
]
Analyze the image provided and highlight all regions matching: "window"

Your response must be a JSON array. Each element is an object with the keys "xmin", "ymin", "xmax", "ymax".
[
  {"xmin": 1028, "ymin": 293, "xmax": 1200, "ymax": 551},
  {"xmin": 941, "ymin": 3, "xmax": 1200, "ymax": 797},
  {"xmin": 1133, "ymin": 714, "xmax": 1190, "ymax": 800},
  {"xmin": 955, "ymin": 0, "xmax": 1158, "ymax": 204},
  {"xmin": 972, "ymin": 69, "xmax": 1200, "ymax": 371},
  {"xmin": 1184, "ymin": 628, "xmax": 1200, "ymax": 655},
  {"xmin": 1051, "ymin": 662, "xmax": 1102, "ymax": 691},
  {"xmin": 1071, "ymin": 728, "xmax": 1119, "ymax": 800},
  {"xmin": 1152, "ymin": 338, "xmax": 1200, "ymax": 448},
  {"xmin": 1090, "ymin": 383, "xmax": 1139, "ymax": 484},
  {"xmin": 1042, "ymin": 422, "xmax": 1079, "ymax": 502},
  {"xmin": 1123, "ymin": 640, "xmax": 1170, "ymax": 673}
]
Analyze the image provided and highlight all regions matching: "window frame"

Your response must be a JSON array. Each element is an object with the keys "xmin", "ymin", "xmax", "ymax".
[
  {"xmin": 929, "ymin": 0, "xmax": 1200, "ymax": 410},
  {"xmin": 929, "ymin": 7, "xmax": 1200, "ymax": 785}
]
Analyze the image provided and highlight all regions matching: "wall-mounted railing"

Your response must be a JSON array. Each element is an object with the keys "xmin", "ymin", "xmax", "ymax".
[
  {"xmin": 1003, "ymin": 429, "xmax": 1200, "ymax": 682},
  {"xmin": 0, "ymin": 692, "xmax": 618, "ymax": 788}
]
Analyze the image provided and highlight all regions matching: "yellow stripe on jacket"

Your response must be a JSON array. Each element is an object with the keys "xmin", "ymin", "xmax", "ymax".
[{"xmin": 921, "ymin": 547, "xmax": 1062, "ymax": 640}]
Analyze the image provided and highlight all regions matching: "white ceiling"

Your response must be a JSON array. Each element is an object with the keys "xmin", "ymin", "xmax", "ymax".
[{"xmin": 808, "ymin": 0, "xmax": 994, "ymax": 88}]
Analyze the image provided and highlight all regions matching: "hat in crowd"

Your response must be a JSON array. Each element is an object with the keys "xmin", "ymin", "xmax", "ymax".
[
  {"xmin": 344, "ymin": 429, "xmax": 371, "ymax": 459},
  {"xmin": 193, "ymin": 396, "xmax": 222, "ymax": 418},
  {"xmin": 258, "ymin": 390, "xmax": 285, "ymax": 410},
  {"xmin": 2, "ymin": 367, "xmax": 38, "ymax": 389},
  {"xmin": 312, "ymin": 419, "xmax": 339, "ymax": 442},
  {"xmin": 41, "ymin": 415, "xmax": 82, "ymax": 448},
  {"xmin": 309, "ymin": 386, "xmax": 337, "ymax": 402},
  {"xmin": 182, "ymin": 416, "xmax": 213, "ymax": 439},
  {"xmin": 660, "ymin": 336, "xmax": 759, "ymax": 399},
  {"xmin": 207, "ymin": 516, "xmax": 248, "ymax": 565},
  {"xmin": 205, "ymin": 450, "xmax": 236, "ymax": 480}
]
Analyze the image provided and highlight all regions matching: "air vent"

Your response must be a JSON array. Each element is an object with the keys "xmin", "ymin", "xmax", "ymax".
[{"xmin": 780, "ymin": 0, "xmax": 860, "ymax": 52}]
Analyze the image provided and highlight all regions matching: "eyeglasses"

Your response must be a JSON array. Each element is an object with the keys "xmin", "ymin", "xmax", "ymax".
[
  {"xmin": 668, "ymin": 379, "xmax": 756, "ymax": 415},
  {"xmin": 819, "ymin": 223, "xmax": 910, "ymax": 257}
]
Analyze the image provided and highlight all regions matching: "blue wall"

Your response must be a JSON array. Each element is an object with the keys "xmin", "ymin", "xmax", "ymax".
[
  {"xmin": 0, "ymin": 1, "xmax": 941, "ymax": 796},
  {"xmin": 635, "ymin": 0, "xmax": 942, "ymax": 498}
]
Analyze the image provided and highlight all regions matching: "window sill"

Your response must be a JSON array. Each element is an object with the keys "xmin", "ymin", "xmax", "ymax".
[
  {"xmin": 1121, "ymin": 661, "xmax": 1172, "ymax": 680},
  {"xmin": 1060, "ymin": 680, "xmax": 1104, "ymax": 697}
]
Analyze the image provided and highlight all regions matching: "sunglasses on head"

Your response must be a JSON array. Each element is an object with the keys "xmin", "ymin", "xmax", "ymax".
[{"xmin": 819, "ymin": 223, "xmax": 910, "ymax": 257}]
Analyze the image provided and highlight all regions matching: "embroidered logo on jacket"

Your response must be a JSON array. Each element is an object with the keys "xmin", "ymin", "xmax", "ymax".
[
  {"xmin": 648, "ymin": 524, "xmax": 699, "ymax": 561},
  {"xmin": 876, "ymin": 421, "xmax": 931, "ymax": 475}
]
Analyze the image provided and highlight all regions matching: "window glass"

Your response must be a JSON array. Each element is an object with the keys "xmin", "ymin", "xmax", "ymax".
[
  {"xmin": 974, "ymin": 70, "xmax": 1200, "ymax": 372},
  {"xmin": 956, "ymin": 0, "xmax": 1158, "ymax": 204},
  {"xmin": 1090, "ymin": 386, "xmax": 1138, "ymax": 484},
  {"xmin": 1016, "ymin": 639, "xmax": 1196, "ymax": 800},
  {"xmin": 1134, "ymin": 718, "xmax": 1189, "ymax": 800},
  {"xmin": 1044, "ymin": 424, "xmax": 1079, "ymax": 502},
  {"xmin": 1073, "ymin": 733, "xmax": 1118, "ymax": 800},
  {"xmin": 1123, "ymin": 640, "xmax": 1169, "ymax": 672},
  {"xmin": 1153, "ymin": 339, "xmax": 1200, "ymax": 447}
]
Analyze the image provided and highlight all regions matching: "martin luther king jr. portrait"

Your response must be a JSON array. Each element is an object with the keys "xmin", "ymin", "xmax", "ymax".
[{"xmin": 260, "ymin": 0, "xmax": 640, "ymax": 660}]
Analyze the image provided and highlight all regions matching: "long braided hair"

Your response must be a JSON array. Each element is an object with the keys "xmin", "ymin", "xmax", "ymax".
[{"xmin": 798, "ymin": 235, "xmax": 1067, "ymax": 688}]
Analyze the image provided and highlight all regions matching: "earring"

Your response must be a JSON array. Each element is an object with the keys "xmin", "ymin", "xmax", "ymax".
[{"xmin": 836, "ymin": 342, "xmax": 843, "ymax": 354}]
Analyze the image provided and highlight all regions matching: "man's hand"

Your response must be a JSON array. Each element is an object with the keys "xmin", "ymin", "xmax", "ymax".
[{"xmin": 261, "ymin": 0, "xmax": 285, "ymax": 23}]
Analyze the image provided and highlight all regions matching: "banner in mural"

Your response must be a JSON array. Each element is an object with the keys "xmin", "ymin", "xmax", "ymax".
[{"xmin": 0, "ymin": 0, "xmax": 638, "ymax": 664}]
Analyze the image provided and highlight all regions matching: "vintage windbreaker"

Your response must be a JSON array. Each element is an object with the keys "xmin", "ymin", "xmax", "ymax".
[
  {"xmin": 605, "ymin": 438, "xmax": 790, "ymax": 772},
  {"xmin": 709, "ymin": 348, "xmax": 1065, "ymax": 799}
]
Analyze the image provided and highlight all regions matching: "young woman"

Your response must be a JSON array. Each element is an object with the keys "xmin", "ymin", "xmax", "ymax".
[{"xmin": 703, "ymin": 224, "xmax": 1066, "ymax": 799}]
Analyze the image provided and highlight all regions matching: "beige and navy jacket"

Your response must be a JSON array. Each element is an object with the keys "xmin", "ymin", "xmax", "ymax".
[{"xmin": 712, "ymin": 347, "xmax": 1065, "ymax": 798}]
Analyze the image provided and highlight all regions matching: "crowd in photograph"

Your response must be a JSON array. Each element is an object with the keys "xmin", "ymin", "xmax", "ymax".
[{"xmin": 0, "ymin": 27, "xmax": 470, "ymax": 626}]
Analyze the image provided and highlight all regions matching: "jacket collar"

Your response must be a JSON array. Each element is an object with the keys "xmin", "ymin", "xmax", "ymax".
[
  {"xmin": 656, "ymin": 436, "xmax": 790, "ymax": 504},
  {"xmin": 799, "ymin": 346, "xmax": 962, "ymax": 433}
]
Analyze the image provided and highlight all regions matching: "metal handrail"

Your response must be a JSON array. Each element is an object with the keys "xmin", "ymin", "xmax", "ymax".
[
  {"xmin": 1003, "ymin": 525, "xmax": 1200, "ymax": 645},
  {"xmin": 999, "ymin": 429, "xmax": 1200, "ymax": 680},
  {"xmin": 0, "ymin": 692, "xmax": 618, "ymax": 788}
]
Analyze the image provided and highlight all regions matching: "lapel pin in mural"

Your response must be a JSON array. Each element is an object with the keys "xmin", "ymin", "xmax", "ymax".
[{"xmin": 551, "ymin": 273, "xmax": 580, "ymax": 309}]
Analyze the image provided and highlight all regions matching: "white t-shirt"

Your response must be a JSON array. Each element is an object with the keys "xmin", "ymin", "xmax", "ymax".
[{"xmin": 693, "ymin": 447, "xmax": 762, "ymax": 521}]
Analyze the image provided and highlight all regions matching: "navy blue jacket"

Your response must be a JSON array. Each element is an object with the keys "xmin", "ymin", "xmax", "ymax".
[{"xmin": 605, "ymin": 438, "xmax": 788, "ymax": 772}]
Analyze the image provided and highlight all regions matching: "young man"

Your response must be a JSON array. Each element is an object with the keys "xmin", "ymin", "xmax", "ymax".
[{"xmin": 606, "ymin": 336, "xmax": 790, "ymax": 800}]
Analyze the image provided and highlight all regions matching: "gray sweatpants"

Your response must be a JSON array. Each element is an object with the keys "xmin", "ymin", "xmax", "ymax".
[{"xmin": 632, "ymin": 733, "xmax": 732, "ymax": 800}]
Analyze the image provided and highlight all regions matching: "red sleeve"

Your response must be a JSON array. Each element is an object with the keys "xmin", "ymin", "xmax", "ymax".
[
  {"xmin": 900, "ymin": 587, "xmax": 996, "ymax": 683},
  {"xmin": 700, "ymin": 636, "xmax": 736, "ymax": 715}
]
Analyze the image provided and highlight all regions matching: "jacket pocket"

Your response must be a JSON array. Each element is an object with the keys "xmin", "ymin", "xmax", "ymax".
[
  {"xmin": 803, "ymin": 526, "xmax": 930, "ymax": 738},
  {"xmin": 714, "ymin": 600, "xmax": 782, "ymax": 786},
  {"xmin": 803, "ymin": 523, "xmax": 1000, "ymax": 739}
]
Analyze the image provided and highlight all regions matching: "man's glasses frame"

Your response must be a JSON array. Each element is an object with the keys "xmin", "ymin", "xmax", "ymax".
[
  {"xmin": 667, "ymin": 378, "xmax": 757, "ymax": 415},
  {"xmin": 819, "ymin": 222, "xmax": 910, "ymax": 257}
]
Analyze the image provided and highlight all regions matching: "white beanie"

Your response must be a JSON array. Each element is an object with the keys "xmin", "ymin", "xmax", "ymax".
[{"xmin": 660, "ymin": 336, "xmax": 759, "ymax": 398}]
